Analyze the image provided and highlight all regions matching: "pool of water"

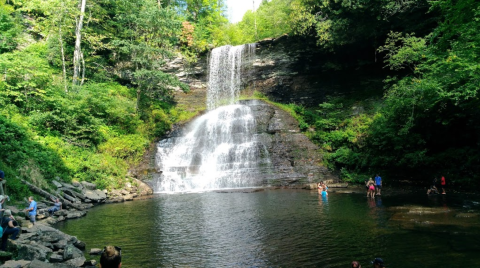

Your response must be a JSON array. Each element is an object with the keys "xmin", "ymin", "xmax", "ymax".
[{"xmin": 56, "ymin": 189, "xmax": 480, "ymax": 268}]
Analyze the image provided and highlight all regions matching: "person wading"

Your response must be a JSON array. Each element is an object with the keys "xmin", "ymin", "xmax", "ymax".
[{"xmin": 100, "ymin": 245, "xmax": 122, "ymax": 268}]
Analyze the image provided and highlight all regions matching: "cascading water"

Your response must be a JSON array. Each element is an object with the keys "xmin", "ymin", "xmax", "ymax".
[{"xmin": 154, "ymin": 44, "xmax": 271, "ymax": 193}]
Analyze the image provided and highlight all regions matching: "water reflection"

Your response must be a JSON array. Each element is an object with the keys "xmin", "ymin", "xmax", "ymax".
[{"xmin": 56, "ymin": 190, "xmax": 480, "ymax": 268}]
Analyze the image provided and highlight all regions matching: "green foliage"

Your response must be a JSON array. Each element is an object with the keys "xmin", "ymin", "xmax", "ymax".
[
  {"xmin": 289, "ymin": 0, "xmax": 434, "ymax": 50},
  {"xmin": 0, "ymin": 1, "xmax": 20, "ymax": 53},
  {"xmin": 212, "ymin": 0, "xmax": 293, "ymax": 46}
]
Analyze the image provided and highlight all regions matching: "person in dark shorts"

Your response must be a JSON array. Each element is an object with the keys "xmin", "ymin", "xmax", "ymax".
[
  {"xmin": 100, "ymin": 245, "xmax": 122, "ymax": 268},
  {"xmin": 1, "ymin": 209, "xmax": 19, "ymax": 251}
]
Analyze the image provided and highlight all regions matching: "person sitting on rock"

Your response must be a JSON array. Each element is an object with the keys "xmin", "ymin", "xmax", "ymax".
[
  {"xmin": 47, "ymin": 197, "xmax": 62, "ymax": 215},
  {"xmin": 100, "ymin": 245, "xmax": 122, "ymax": 268},
  {"xmin": 1, "ymin": 209, "xmax": 19, "ymax": 251}
]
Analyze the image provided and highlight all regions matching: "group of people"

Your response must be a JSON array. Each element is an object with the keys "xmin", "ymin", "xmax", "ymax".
[
  {"xmin": 365, "ymin": 174, "xmax": 382, "ymax": 198},
  {"xmin": 0, "ymin": 194, "xmax": 63, "ymax": 251},
  {"xmin": 352, "ymin": 258, "xmax": 386, "ymax": 268},
  {"xmin": 427, "ymin": 176, "xmax": 447, "ymax": 195},
  {"xmin": 317, "ymin": 181, "xmax": 328, "ymax": 197}
]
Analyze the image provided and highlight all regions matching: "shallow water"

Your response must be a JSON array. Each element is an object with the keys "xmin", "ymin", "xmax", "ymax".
[{"xmin": 56, "ymin": 189, "xmax": 480, "ymax": 268}]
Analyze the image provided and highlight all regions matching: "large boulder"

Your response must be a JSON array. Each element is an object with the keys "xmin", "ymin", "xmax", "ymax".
[
  {"xmin": 0, "ymin": 260, "xmax": 31, "ymax": 268},
  {"xmin": 63, "ymin": 257, "xmax": 86, "ymax": 267},
  {"xmin": 80, "ymin": 181, "xmax": 96, "ymax": 190},
  {"xmin": 82, "ymin": 189, "xmax": 106, "ymax": 202},
  {"xmin": 28, "ymin": 259, "xmax": 79, "ymax": 268},
  {"xmin": 63, "ymin": 245, "xmax": 83, "ymax": 261},
  {"xmin": 65, "ymin": 210, "xmax": 87, "ymax": 219},
  {"xmin": 134, "ymin": 179, "xmax": 154, "ymax": 196},
  {"xmin": 17, "ymin": 242, "xmax": 53, "ymax": 261}
]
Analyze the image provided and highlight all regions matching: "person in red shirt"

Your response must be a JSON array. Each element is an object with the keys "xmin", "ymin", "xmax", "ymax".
[{"xmin": 441, "ymin": 176, "xmax": 446, "ymax": 194}]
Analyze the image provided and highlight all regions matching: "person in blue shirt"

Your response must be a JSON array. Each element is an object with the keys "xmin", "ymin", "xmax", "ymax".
[
  {"xmin": 374, "ymin": 174, "xmax": 382, "ymax": 196},
  {"xmin": 25, "ymin": 196, "xmax": 37, "ymax": 226}
]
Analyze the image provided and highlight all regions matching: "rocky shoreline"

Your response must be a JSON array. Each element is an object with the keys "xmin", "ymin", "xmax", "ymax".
[{"xmin": 0, "ymin": 179, "xmax": 153, "ymax": 268}]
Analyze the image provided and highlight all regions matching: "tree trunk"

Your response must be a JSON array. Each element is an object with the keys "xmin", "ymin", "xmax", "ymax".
[
  {"xmin": 157, "ymin": 0, "xmax": 161, "ymax": 9},
  {"xmin": 59, "ymin": 20, "xmax": 68, "ymax": 93},
  {"xmin": 136, "ymin": 89, "xmax": 141, "ymax": 114},
  {"xmin": 73, "ymin": 0, "xmax": 86, "ymax": 87}
]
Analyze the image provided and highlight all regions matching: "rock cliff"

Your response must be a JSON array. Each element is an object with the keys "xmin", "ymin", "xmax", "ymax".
[{"xmin": 139, "ymin": 36, "xmax": 349, "ymax": 187}]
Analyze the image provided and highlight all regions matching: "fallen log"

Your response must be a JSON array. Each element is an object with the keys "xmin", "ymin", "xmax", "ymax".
[{"xmin": 21, "ymin": 180, "xmax": 84, "ymax": 210}]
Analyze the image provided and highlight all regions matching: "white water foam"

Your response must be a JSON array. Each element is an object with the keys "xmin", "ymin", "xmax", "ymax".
[{"xmin": 154, "ymin": 44, "xmax": 270, "ymax": 193}]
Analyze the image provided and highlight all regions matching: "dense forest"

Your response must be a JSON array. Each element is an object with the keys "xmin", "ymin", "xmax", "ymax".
[{"xmin": 1, "ymin": 0, "xmax": 479, "ymax": 197}]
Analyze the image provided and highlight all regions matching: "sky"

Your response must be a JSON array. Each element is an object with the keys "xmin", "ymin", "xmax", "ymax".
[{"xmin": 226, "ymin": 0, "xmax": 261, "ymax": 23}]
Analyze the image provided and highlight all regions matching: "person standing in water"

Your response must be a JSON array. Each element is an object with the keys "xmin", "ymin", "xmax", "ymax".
[
  {"xmin": 100, "ymin": 245, "xmax": 122, "ymax": 268},
  {"xmin": 366, "ymin": 178, "xmax": 375, "ymax": 198},
  {"xmin": 374, "ymin": 174, "xmax": 382, "ymax": 196},
  {"xmin": 441, "ymin": 176, "xmax": 446, "ymax": 194}
]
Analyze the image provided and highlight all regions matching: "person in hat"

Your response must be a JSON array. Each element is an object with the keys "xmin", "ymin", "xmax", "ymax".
[
  {"xmin": 371, "ymin": 258, "xmax": 385, "ymax": 268},
  {"xmin": 1, "ymin": 209, "xmax": 19, "ymax": 251},
  {"xmin": 100, "ymin": 245, "xmax": 122, "ymax": 268}
]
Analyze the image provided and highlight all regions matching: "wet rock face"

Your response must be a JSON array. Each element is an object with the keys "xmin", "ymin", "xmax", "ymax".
[
  {"xmin": 240, "ymin": 100, "xmax": 334, "ymax": 186},
  {"xmin": 234, "ymin": 100, "xmax": 335, "ymax": 186}
]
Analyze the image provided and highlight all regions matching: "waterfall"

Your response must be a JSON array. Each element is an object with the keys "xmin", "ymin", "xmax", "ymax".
[{"xmin": 154, "ymin": 44, "xmax": 270, "ymax": 193}]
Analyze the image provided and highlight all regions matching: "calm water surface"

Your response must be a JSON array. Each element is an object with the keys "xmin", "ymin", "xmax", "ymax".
[{"xmin": 56, "ymin": 189, "xmax": 480, "ymax": 268}]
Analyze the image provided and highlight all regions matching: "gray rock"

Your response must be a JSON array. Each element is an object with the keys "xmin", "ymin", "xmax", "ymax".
[
  {"xmin": 52, "ymin": 181, "xmax": 63, "ymax": 188},
  {"xmin": 17, "ymin": 243, "xmax": 53, "ymax": 261},
  {"xmin": 63, "ymin": 245, "xmax": 83, "ymax": 260},
  {"xmin": 49, "ymin": 253, "xmax": 64, "ymax": 263},
  {"xmin": 80, "ymin": 181, "xmax": 96, "ymax": 190},
  {"xmin": 82, "ymin": 189, "xmax": 106, "ymax": 202},
  {"xmin": 61, "ymin": 183, "xmax": 76, "ymax": 190},
  {"xmin": 52, "ymin": 240, "xmax": 68, "ymax": 249},
  {"xmin": 28, "ymin": 259, "xmax": 79, "ymax": 268},
  {"xmin": 71, "ymin": 182, "xmax": 83, "ymax": 189},
  {"xmin": 123, "ymin": 194, "xmax": 134, "ymax": 201},
  {"xmin": 6, "ymin": 206, "xmax": 19, "ymax": 214},
  {"xmin": 105, "ymin": 197, "xmax": 124, "ymax": 204},
  {"xmin": 54, "ymin": 210, "xmax": 68, "ymax": 217},
  {"xmin": 63, "ymin": 256, "xmax": 86, "ymax": 267},
  {"xmin": 37, "ymin": 202, "xmax": 48, "ymax": 209},
  {"xmin": 83, "ymin": 260, "xmax": 97, "ymax": 266},
  {"xmin": 0, "ymin": 260, "xmax": 31, "ymax": 268},
  {"xmin": 73, "ymin": 240, "xmax": 86, "ymax": 250},
  {"xmin": 62, "ymin": 193, "xmax": 76, "ymax": 203},
  {"xmin": 65, "ymin": 211, "xmax": 86, "ymax": 219},
  {"xmin": 89, "ymin": 248, "xmax": 102, "ymax": 255}
]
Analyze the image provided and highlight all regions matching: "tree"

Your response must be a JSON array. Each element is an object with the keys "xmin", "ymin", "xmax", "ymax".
[{"xmin": 72, "ymin": 0, "xmax": 86, "ymax": 87}]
